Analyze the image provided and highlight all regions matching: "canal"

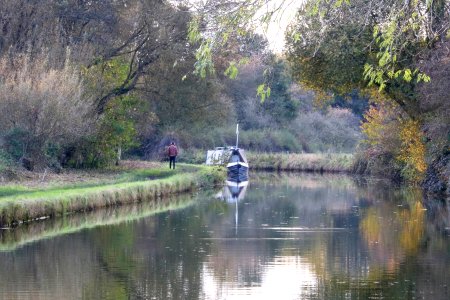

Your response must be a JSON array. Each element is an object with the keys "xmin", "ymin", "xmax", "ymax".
[{"xmin": 0, "ymin": 172, "xmax": 449, "ymax": 299}]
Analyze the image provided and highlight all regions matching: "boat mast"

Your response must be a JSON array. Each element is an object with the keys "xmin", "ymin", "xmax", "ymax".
[{"xmin": 235, "ymin": 123, "xmax": 239, "ymax": 148}]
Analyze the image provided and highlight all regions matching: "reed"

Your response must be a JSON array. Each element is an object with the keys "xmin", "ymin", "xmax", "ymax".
[
  {"xmin": 247, "ymin": 152, "xmax": 355, "ymax": 172},
  {"xmin": 0, "ymin": 164, "xmax": 225, "ymax": 227}
]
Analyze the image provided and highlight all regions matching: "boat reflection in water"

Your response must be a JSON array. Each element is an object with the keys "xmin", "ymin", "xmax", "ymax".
[
  {"xmin": 224, "ymin": 179, "xmax": 248, "ymax": 203},
  {"xmin": 222, "ymin": 179, "xmax": 249, "ymax": 235}
]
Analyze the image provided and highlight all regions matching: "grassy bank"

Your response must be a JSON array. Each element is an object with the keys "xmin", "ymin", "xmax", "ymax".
[
  {"xmin": 247, "ymin": 152, "xmax": 354, "ymax": 172},
  {"xmin": 0, "ymin": 163, "xmax": 225, "ymax": 227}
]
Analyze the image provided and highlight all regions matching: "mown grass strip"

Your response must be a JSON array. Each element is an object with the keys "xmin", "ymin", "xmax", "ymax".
[{"xmin": 0, "ymin": 163, "xmax": 199, "ymax": 198}]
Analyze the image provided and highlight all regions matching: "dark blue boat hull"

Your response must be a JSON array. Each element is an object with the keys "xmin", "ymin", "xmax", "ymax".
[{"xmin": 227, "ymin": 163, "xmax": 248, "ymax": 182}]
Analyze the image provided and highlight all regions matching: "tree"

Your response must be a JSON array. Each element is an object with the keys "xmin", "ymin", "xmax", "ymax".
[
  {"xmin": 282, "ymin": 0, "xmax": 449, "ymax": 184},
  {"xmin": 0, "ymin": 0, "xmax": 122, "ymax": 65},
  {"xmin": 261, "ymin": 58, "xmax": 299, "ymax": 125},
  {"xmin": 85, "ymin": 0, "xmax": 194, "ymax": 114},
  {"xmin": 0, "ymin": 0, "xmax": 195, "ymax": 115},
  {"xmin": 189, "ymin": 0, "xmax": 449, "ymax": 117}
]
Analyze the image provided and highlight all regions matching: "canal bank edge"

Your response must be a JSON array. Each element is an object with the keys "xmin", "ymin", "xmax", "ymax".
[
  {"xmin": 0, "ymin": 165, "xmax": 226, "ymax": 227},
  {"xmin": 0, "ymin": 194, "xmax": 202, "ymax": 252}
]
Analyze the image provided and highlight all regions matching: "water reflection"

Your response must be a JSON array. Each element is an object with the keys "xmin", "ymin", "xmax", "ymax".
[
  {"xmin": 218, "ymin": 180, "xmax": 249, "ymax": 235},
  {"xmin": 0, "ymin": 173, "xmax": 449, "ymax": 299}
]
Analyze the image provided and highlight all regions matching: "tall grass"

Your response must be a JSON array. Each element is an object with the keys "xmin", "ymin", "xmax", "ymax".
[
  {"xmin": 247, "ymin": 152, "xmax": 355, "ymax": 172},
  {"xmin": 179, "ymin": 150, "xmax": 355, "ymax": 172},
  {"xmin": 0, "ymin": 164, "xmax": 225, "ymax": 227}
]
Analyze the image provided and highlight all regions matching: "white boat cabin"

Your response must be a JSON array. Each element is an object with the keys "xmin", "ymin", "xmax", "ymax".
[{"xmin": 205, "ymin": 147, "xmax": 232, "ymax": 165}]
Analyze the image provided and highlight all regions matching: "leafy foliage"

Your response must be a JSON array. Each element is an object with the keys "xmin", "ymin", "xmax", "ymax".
[
  {"xmin": 397, "ymin": 119, "xmax": 427, "ymax": 182},
  {"xmin": 282, "ymin": 0, "xmax": 449, "ymax": 185},
  {"xmin": 286, "ymin": 4, "xmax": 373, "ymax": 100},
  {"xmin": 66, "ymin": 94, "xmax": 143, "ymax": 168},
  {"xmin": 222, "ymin": 54, "xmax": 299, "ymax": 128},
  {"xmin": 360, "ymin": 103, "xmax": 426, "ymax": 183}
]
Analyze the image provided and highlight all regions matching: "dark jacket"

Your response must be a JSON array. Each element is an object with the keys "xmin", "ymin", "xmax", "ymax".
[{"xmin": 168, "ymin": 145, "xmax": 178, "ymax": 157}]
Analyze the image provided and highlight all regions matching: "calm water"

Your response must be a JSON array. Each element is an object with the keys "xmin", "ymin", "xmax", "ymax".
[{"xmin": 0, "ymin": 173, "xmax": 449, "ymax": 300}]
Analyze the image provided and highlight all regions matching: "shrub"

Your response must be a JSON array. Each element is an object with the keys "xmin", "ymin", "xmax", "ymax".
[
  {"xmin": 66, "ymin": 95, "xmax": 141, "ymax": 168},
  {"xmin": 397, "ymin": 119, "xmax": 427, "ymax": 182},
  {"xmin": 359, "ymin": 103, "xmax": 426, "ymax": 183},
  {"xmin": 0, "ymin": 149, "xmax": 13, "ymax": 172},
  {"xmin": 197, "ymin": 166, "xmax": 226, "ymax": 187},
  {"xmin": 178, "ymin": 149, "xmax": 206, "ymax": 164},
  {"xmin": 0, "ymin": 56, "xmax": 94, "ymax": 169},
  {"xmin": 293, "ymin": 108, "xmax": 362, "ymax": 153}
]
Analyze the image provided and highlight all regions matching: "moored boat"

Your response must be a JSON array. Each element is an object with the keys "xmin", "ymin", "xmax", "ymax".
[
  {"xmin": 227, "ymin": 124, "xmax": 249, "ymax": 181},
  {"xmin": 205, "ymin": 124, "xmax": 249, "ymax": 181},
  {"xmin": 227, "ymin": 148, "xmax": 248, "ymax": 181}
]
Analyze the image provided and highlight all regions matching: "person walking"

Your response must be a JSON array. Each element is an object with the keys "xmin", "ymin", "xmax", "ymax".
[{"xmin": 167, "ymin": 142, "xmax": 178, "ymax": 169}]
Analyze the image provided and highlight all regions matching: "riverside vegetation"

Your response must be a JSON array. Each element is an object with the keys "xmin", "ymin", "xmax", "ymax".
[
  {"xmin": 181, "ymin": 150, "xmax": 354, "ymax": 173},
  {"xmin": 0, "ymin": 162, "xmax": 225, "ymax": 227},
  {"xmin": 248, "ymin": 153, "xmax": 354, "ymax": 172},
  {"xmin": 189, "ymin": 0, "xmax": 450, "ymax": 196}
]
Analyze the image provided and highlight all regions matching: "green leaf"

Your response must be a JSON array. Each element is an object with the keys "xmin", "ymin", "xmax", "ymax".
[
  {"xmin": 224, "ymin": 62, "xmax": 239, "ymax": 79},
  {"xmin": 222, "ymin": 32, "xmax": 230, "ymax": 44},
  {"xmin": 373, "ymin": 25, "xmax": 379, "ymax": 38},
  {"xmin": 403, "ymin": 68, "xmax": 412, "ymax": 82},
  {"xmin": 256, "ymin": 84, "xmax": 271, "ymax": 102},
  {"xmin": 238, "ymin": 58, "xmax": 250, "ymax": 66},
  {"xmin": 257, "ymin": 84, "xmax": 266, "ymax": 102},
  {"xmin": 193, "ymin": 40, "xmax": 215, "ymax": 78},
  {"xmin": 417, "ymin": 73, "xmax": 431, "ymax": 83},
  {"xmin": 188, "ymin": 18, "xmax": 201, "ymax": 44},
  {"xmin": 335, "ymin": 0, "xmax": 349, "ymax": 8}
]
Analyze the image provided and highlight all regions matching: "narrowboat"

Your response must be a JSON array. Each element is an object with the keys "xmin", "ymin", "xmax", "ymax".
[
  {"xmin": 205, "ymin": 124, "xmax": 249, "ymax": 181},
  {"xmin": 227, "ymin": 148, "xmax": 249, "ymax": 182}
]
